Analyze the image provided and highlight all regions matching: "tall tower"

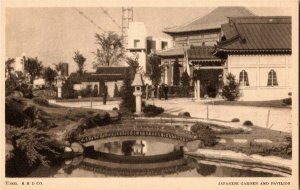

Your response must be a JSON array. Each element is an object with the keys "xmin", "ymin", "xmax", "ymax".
[{"xmin": 122, "ymin": 7, "xmax": 133, "ymax": 48}]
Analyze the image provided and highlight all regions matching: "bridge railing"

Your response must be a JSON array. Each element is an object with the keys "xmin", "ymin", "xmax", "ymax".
[{"xmin": 78, "ymin": 124, "xmax": 197, "ymax": 144}]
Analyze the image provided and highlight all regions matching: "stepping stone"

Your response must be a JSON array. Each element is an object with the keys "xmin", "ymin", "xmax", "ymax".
[
  {"xmin": 254, "ymin": 139, "xmax": 273, "ymax": 143},
  {"xmin": 233, "ymin": 139, "xmax": 248, "ymax": 143},
  {"xmin": 217, "ymin": 139, "xmax": 226, "ymax": 144},
  {"xmin": 64, "ymin": 147, "xmax": 73, "ymax": 152}
]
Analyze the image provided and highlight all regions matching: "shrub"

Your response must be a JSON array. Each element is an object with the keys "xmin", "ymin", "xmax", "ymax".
[
  {"xmin": 248, "ymin": 136, "xmax": 292, "ymax": 158},
  {"xmin": 112, "ymin": 107, "xmax": 118, "ymax": 111},
  {"xmin": 190, "ymin": 123, "xmax": 217, "ymax": 146},
  {"xmin": 78, "ymin": 112, "xmax": 111, "ymax": 130},
  {"xmin": 62, "ymin": 82, "xmax": 76, "ymax": 99},
  {"xmin": 32, "ymin": 97, "xmax": 49, "ymax": 106},
  {"xmin": 143, "ymin": 104, "xmax": 164, "ymax": 117},
  {"xmin": 80, "ymin": 86, "xmax": 93, "ymax": 97},
  {"xmin": 5, "ymin": 125, "xmax": 58, "ymax": 168},
  {"xmin": 282, "ymin": 97, "xmax": 292, "ymax": 105},
  {"xmin": 178, "ymin": 112, "xmax": 191, "ymax": 117},
  {"xmin": 221, "ymin": 73, "xmax": 239, "ymax": 101},
  {"xmin": 243, "ymin": 120, "xmax": 253, "ymax": 126},
  {"xmin": 196, "ymin": 163, "xmax": 217, "ymax": 176},
  {"xmin": 215, "ymin": 128, "xmax": 244, "ymax": 135},
  {"xmin": 5, "ymin": 97, "xmax": 31, "ymax": 127},
  {"xmin": 17, "ymin": 83, "xmax": 33, "ymax": 99},
  {"xmin": 231, "ymin": 118, "xmax": 240, "ymax": 122},
  {"xmin": 93, "ymin": 86, "xmax": 99, "ymax": 97}
]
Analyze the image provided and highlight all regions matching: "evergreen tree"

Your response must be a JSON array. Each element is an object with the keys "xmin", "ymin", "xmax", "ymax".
[
  {"xmin": 24, "ymin": 57, "xmax": 44, "ymax": 84},
  {"xmin": 43, "ymin": 67, "xmax": 57, "ymax": 86},
  {"xmin": 181, "ymin": 71, "xmax": 190, "ymax": 87},
  {"xmin": 180, "ymin": 71, "xmax": 191, "ymax": 96},
  {"xmin": 120, "ymin": 57, "xmax": 140, "ymax": 113},
  {"xmin": 221, "ymin": 73, "xmax": 240, "ymax": 101},
  {"xmin": 148, "ymin": 53, "xmax": 162, "ymax": 86},
  {"xmin": 173, "ymin": 59, "xmax": 180, "ymax": 86}
]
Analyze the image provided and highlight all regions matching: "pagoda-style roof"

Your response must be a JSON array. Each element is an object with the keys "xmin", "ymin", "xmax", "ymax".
[
  {"xmin": 163, "ymin": 7, "xmax": 255, "ymax": 34},
  {"xmin": 188, "ymin": 46, "xmax": 224, "ymax": 62},
  {"xmin": 156, "ymin": 46, "xmax": 185, "ymax": 58},
  {"xmin": 215, "ymin": 16, "xmax": 292, "ymax": 54}
]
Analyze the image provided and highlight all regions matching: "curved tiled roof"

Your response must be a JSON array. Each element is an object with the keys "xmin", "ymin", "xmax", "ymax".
[
  {"xmin": 188, "ymin": 46, "xmax": 223, "ymax": 61},
  {"xmin": 163, "ymin": 7, "xmax": 255, "ymax": 34},
  {"xmin": 216, "ymin": 16, "xmax": 291, "ymax": 53},
  {"xmin": 156, "ymin": 46, "xmax": 185, "ymax": 58}
]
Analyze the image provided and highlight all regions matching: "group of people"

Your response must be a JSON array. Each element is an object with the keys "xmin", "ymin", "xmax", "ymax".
[{"xmin": 145, "ymin": 83, "xmax": 169, "ymax": 100}]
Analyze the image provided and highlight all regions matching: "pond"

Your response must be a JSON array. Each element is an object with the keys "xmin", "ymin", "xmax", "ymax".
[{"xmin": 28, "ymin": 139, "xmax": 287, "ymax": 177}]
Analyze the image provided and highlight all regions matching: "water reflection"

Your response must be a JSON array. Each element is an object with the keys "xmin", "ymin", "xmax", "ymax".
[
  {"xmin": 93, "ymin": 140, "xmax": 179, "ymax": 156},
  {"xmin": 28, "ymin": 139, "xmax": 286, "ymax": 177}
]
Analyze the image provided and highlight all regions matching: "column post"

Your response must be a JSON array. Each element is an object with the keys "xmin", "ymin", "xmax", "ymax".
[
  {"xmin": 197, "ymin": 79, "xmax": 200, "ymax": 100},
  {"xmin": 194, "ymin": 80, "xmax": 197, "ymax": 99}
]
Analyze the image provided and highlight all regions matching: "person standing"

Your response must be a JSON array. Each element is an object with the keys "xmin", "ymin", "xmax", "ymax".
[
  {"xmin": 103, "ymin": 84, "xmax": 108, "ymax": 105},
  {"xmin": 145, "ymin": 84, "xmax": 149, "ymax": 100},
  {"xmin": 164, "ymin": 84, "xmax": 169, "ymax": 100},
  {"xmin": 151, "ymin": 85, "xmax": 155, "ymax": 100},
  {"xmin": 158, "ymin": 85, "xmax": 163, "ymax": 100}
]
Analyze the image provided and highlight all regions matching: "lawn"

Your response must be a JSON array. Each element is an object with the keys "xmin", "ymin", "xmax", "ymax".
[
  {"xmin": 206, "ymin": 99, "xmax": 291, "ymax": 109},
  {"xmin": 209, "ymin": 125, "xmax": 292, "ymax": 159}
]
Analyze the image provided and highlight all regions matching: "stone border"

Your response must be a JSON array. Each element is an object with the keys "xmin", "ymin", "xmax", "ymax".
[{"xmin": 185, "ymin": 149, "xmax": 292, "ymax": 175}]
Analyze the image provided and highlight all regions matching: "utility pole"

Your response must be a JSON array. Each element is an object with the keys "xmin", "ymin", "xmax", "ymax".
[{"xmin": 122, "ymin": 7, "xmax": 133, "ymax": 49}]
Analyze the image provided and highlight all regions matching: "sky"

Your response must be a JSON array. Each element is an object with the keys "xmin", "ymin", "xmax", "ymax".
[{"xmin": 5, "ymin": 7, "xmax": 292, "ymax": 74}]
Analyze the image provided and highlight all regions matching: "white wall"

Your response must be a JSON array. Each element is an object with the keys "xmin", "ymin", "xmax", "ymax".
[
  {"xmin": 74, "ymin": 82, "xmax": 100, "ymax": 95},
  {"xmin": 127, "ymin": 22, "xmax": 147, "ymax": 49},
  {"xmin": 14, "ymin": 57, "xmax": 25, "ymax": 72},
  {"xmin": 127, "ymin": 22, "xmax": 147, "ymax": 74},
  {"xmin": 106, "ymin": 80, "xmax": 123, "ymax": 98},
  {"xmin": 73, "ymin": 84, "xmax": 82, "ymax": 91},
  {"xmin": 227, "ymin": 55, "xmax": 292, "ymax": 100}
]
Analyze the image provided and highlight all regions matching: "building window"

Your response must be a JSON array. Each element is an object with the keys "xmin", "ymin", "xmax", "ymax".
[
  {"xmin": 239, "ymin": 70, "xmax": 249, "ymax": 86},
  {"xmin": 161, "ymin": 41, "xmax": 168, "ymax": 50},
  {"xmin": 267, "ymin": 69, "xmax": 278, "ymax": 86},
  {"xmin": 134, "ymin": 40, "xmax": 140, "ymax": 48}
]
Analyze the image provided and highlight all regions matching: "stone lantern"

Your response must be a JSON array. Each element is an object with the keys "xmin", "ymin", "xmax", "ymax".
[
  {"xmin": 131, "ymin": 73, "xmax": 144, "ymax": 115},
  {"xmin": 55, "ymin": 71, "xmax": 65, "ymax": 98}
]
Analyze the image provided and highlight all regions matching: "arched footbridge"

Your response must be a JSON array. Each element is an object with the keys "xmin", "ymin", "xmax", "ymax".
[{"xmin": 77, "ymin": 124, "xmax": 198, "ymax": 145}]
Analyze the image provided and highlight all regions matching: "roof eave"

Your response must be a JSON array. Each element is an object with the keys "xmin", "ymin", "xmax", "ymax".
[
  {"xmin": 214, "ymin": 48, "xmax": 292, "ymax": 54},
  {"xmin": 163, "ymin": 27, "xmax": 221, "ymax": 35}
]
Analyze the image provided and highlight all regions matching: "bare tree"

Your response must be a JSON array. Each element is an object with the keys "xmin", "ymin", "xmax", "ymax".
[
  {"xmin": 73, "ymin": 51, "xmax": 86, "ymax": 75},
  {"xmin": 93, "ymin": 32, "xmax": 125, "ymax": 67}
]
